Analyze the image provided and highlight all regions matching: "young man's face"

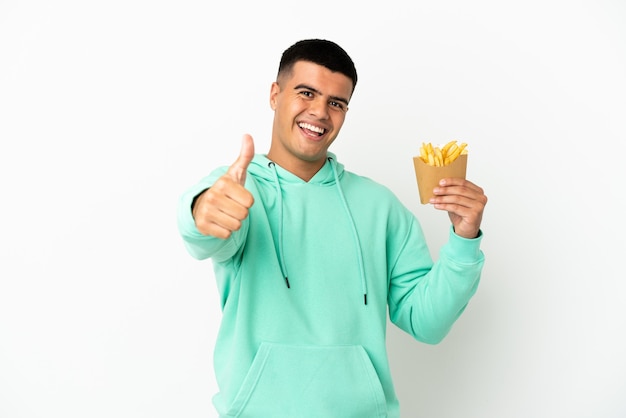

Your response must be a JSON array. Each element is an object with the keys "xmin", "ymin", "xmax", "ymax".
[{"xmin": 268, "ymin": 60, "xmax": 353, "ymax": 178}]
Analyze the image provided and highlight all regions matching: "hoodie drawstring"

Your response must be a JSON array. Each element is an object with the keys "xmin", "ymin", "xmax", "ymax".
[
  {"xmin": 328, "ymin": 156, "xmax": 369, "ymax": 305},
  {"xmin": 268, "ymin": 162, "xmax": 290, "ymax": 288},
  {"xmin": 267, "ymin": 158, "xmax": 368, "ymax": 305}
]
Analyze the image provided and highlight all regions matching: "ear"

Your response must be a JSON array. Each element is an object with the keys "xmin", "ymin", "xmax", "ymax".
[{"xmin": 269, "ymin": 82, "xmax": 280, "ymax": 110}]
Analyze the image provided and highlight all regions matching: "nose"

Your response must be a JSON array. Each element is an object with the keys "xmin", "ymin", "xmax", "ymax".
[{"xmin": 308, "ymin": 97, "xmax": 329, "ymax": 120}]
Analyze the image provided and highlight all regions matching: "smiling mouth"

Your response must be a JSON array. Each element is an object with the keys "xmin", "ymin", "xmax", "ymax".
[{"xmin": 298, "ymin": 122, "xmax": 326, "ymax": 136}]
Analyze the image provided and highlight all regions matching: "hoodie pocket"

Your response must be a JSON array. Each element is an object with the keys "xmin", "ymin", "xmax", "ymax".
[{"xmin": 225, "ymin": 342, "xmax": 387, "ymax": 418}]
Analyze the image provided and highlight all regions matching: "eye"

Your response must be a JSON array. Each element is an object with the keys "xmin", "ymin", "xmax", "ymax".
[
  {"xmin": 300, "ymin": 90, "xmax": 314, "ymax": 98},
  {"xmin": 329, "ymin": 100, "xmax": 346, "ymax": 111}
]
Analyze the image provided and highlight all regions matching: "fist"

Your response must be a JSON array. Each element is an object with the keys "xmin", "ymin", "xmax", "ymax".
[{"xmin": 192, "ymin": 135, "xmax": 255, "ymax": 239}]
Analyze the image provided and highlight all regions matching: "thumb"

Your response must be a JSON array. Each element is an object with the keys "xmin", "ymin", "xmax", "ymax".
[{"xmin": 227, "ymin": 134, "xmax": 255, "ymax": 185}]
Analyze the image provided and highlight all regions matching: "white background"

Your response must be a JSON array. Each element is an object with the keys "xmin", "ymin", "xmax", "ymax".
[{"xmin": 1, "ymin": 1, "xmax": 625, "ymax": 417}]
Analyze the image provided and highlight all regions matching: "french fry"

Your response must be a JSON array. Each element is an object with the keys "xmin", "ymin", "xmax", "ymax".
[
  {"xmin": 434, "ymin": 148, "xmax": 443, "ymax": 167},
  {"xmin": 419, "ymin": 145, "xmax": 428, "ymax": 163},
  {"xmin": 441, "ymin": 140, "xmax": 456, "ymax": 155},
  {"xmin": 427, "ymin": 152, "xmax": 435, "ymax": 166}
]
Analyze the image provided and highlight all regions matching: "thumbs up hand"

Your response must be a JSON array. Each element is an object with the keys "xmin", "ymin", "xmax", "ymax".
[{"xmin": 192, "ymin": 135, "xmax": 256, "ymax": 239}]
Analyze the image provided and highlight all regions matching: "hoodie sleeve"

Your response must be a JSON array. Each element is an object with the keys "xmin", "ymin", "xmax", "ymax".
[
  {"xmin": 387, "ymin": 213, "xmax": 484, "ymax": 345},
  {"xmin": 176, "ymin": 167, "xmax": 249, "ymax": 262}
]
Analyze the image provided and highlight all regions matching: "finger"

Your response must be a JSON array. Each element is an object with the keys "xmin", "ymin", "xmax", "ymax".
[
  {"xmin": 210, "ymin": 204, "xmax": 249, "ymax": 233},
  {"xmin": 438, "ymin": 178, "xmax": 483, "ymax": 193},
  {"xmin": 197, "ymin": 220, "xmax": 236, "ymax": 240},
  {"xmin": 430, "ymin": 185, "xmax": 488, "ymax": 214},
  {"xmin": 432, "ymin": 187, "xmax": 486, "ymax": 208},
  {"xmin": 220, "ymin": 175, "xmax": 255, "ymax": 208},
  {"xmin": 226, "ymin": 134, "xmax": 255, "ymax": 185}
]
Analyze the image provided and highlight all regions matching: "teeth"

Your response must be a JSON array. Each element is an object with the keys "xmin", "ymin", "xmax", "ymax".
[{"xmin": 299, "ymin": 122, "xmax": 325, "ymax": 134}]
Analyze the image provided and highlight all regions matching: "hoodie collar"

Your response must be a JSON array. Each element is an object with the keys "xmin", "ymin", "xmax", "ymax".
[{"xmin": 249, "ymin": 152, "xmax": 343, "ymax": 186}]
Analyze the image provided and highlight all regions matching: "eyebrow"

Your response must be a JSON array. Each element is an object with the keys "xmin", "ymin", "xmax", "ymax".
[{"xmin": 294, "ymin": 83, "xmax": 350, "ymax": 106}]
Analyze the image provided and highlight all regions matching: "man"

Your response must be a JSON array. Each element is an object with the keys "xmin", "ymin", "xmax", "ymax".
[{"xmin": 178, "ymin": 39, "xmax": 487, "ymax": 418}]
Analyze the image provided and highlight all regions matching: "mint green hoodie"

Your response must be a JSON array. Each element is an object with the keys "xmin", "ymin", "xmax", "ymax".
[{"xmin": 178, "ymin": 153, "xmax": 484, "ymax": 418}]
